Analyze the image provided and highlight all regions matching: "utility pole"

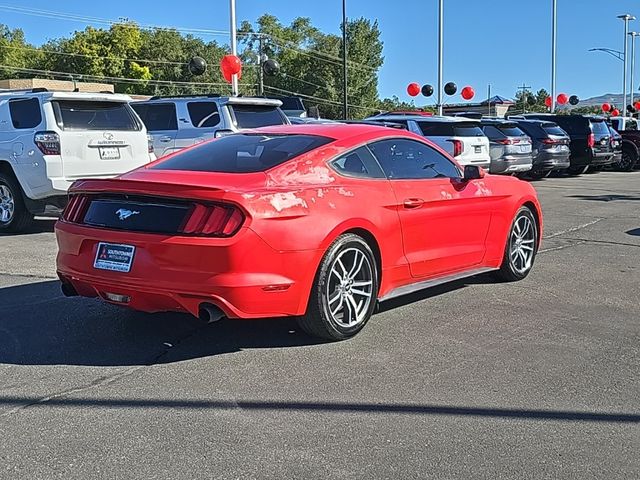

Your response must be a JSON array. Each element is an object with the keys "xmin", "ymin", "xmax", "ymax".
[
  {"xmin": 229, "ymin": 0, "xmax": 239, "ymax": 96},
  {"xmin": 551, "ymin": 0, "xmax": 557, "ymax": 113},
  {"xmin": 630, "ymin": 32, "xmax": 639, "ymax": 107},
  {"xmin": 518, "ymin": 83, "xmax": 531, "ymax": 114},
  {"xmin": 258, "ymin": 34, "xmax": 264, "ymax": 96},
  {"xmin": 437, "ymin": 0, "xmax": 444, "ymax": 115},
  {"xmin": 342, "ymin": 0, "xmax": 348, "ymax": 119},
  {"xmin": 618, "ymin": 14, "xmax": 635, "ymax": 116},
  {"xmin": 487, "ymin": 84, "xmax": 492, "ymax": 116}
]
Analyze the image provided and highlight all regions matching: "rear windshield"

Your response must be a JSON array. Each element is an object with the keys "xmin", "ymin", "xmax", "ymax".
[
  {"xmin": 54, "ymin": 101, "xmax": 141, "ymax": 131},
  {"xmin": 132, "ymin": 103, "xmax": 177, "ymax": 131},
  {"xmin": 417, "ymin": 121, "xmax": 484, "ymax": 137},
  {"xmin": 151, "ymin": 134, "xmax": 332, "ymax": 173},
  {"xmin": 590, "ymin": 120, "xmax": 610, "ymax": 135},
  {"xmin": 231, "ymin": 105, "xmax": 286, "ymax": 128},
  {"xmin": 542, "ymin": 124, "xmax": 567, "ymax": 136},
  {"xmin": 497, "ymin": 124, "xmax": 526, "ymax": 137}
]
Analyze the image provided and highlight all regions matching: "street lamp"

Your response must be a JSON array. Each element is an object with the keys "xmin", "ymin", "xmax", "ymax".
[
  {"xmin": 551, "ymin": 0, "xmax": 557, "ymax": 113},
  {"xmin": 630, "ymin": 31, "xmax": 640, "ymax": 107},
  {"xmin": 229, "ymin": 0, "xmax": 238, "ymax": 96},
  {"xmin": 618, "ymin": 14, "xmax": 635, "ymax": 116},
  {"xmin": 437, "ymin": 0, "xmax": 444, "ymax": 115},
  {"xmin": 342, "ymin": 0, "xmax": 348, "ymax": 119}
]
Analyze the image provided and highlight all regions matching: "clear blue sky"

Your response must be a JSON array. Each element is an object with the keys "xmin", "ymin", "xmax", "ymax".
[{"xmin": 2, "ymin": 0, "xmax": 639, "ymax": 103}]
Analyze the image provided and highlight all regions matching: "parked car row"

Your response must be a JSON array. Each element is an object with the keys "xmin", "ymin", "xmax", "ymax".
[{"xmin": 366, "ymin": 111, "xmax": 633, "ymax": 179}]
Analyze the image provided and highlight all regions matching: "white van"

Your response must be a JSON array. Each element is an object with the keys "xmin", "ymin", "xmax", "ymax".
[{"xmin": 0, "ymin": 89, "xmax": 155, "ymax": 232}]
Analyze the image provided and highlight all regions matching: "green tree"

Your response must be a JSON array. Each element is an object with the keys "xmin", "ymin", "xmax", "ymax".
[
  {"xmin": 513, "ymin": 88, "xmax": 550, "ymax": 113},
  {"xmin": 0, "ymin": 24, "xmax": 43, "ymax": 77}
]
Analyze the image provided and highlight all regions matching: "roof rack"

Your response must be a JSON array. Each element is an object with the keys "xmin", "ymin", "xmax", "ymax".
[
  {"xmin": 340, "ymin": 120, "xmax": 407, "ymax": 130},
  {"xmin": 148, "ymin": 93, "xmax": 221, "ymax": 100}
]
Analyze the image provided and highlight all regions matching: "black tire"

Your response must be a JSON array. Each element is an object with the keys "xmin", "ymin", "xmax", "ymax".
[
  {"xmin": 528, "ymin": 170, "xmax": 548, "ymax": 180},
  {"xmin": 493, "ymin": 206, "xmax": 539, "ymax": 282},
  {"xmin": 566, "ymin": 165, "xmax": 589, "ymax": 176},
  {"xmin": 0, "ymin": 172, "xmax": 34, "ymax": 233},
  {"xmin": 618, "ymin": 150, "xmax": 637, "ymax": 172},
  {"xmin": 298, "ymin": 234, "xmax": 379, "ymax": 341}
]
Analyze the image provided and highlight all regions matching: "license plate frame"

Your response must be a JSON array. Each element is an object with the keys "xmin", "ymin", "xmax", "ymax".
[
  {"xmin": 99, "ymin": 146, "xmax": 121, "ymax": 160},
  {"xmin": 94, "ymin": 243, "xmax": 135, "ymax": 273},
  {"xmin": 474, "ymin": 146, "xmax": 482, "ymax": 154}
]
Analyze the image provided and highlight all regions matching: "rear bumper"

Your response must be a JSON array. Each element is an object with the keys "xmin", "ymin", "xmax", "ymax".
[
  {"xmin": 591, "ymin": 152, "xmax": 615, "ymax": 166},
  {"xmin": 489, "ymin": 155, "xmax": 533, "ymax": 174},
  {"xmin": 532, "ymin": 151, "xmax": 571, "ymax": 171},
  {"xmin": 55, "ymin": 221, "xmax": 319, "ymax": 319}
]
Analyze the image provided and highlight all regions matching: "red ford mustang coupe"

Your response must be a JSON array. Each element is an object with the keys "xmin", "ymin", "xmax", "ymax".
[{"xmin": 56, "ymin": 124, "xmax": 542, "ymax": 340}]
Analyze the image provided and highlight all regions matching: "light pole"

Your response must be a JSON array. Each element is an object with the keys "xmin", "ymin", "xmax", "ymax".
[
  {"xmin": 342, "ymin": 0, "xmax": 348, "ymax": 119},
  {"xmin": 229, "ymin": 0, "xmax": 238, "ymax": 96},
  {"xmin": 618, "ymin": 14, "xmax": 635, "ymax": 116},
  {"xmin": 437, "ymin": 0, "xmax": 444, "ymax": 115},
  {"xmin": 630, "ymin": 31, "xmax": 640, "ymax": 107},
  {"xmin": 551, "ymin": 0, "xmax": 557, "ymax": 113}
]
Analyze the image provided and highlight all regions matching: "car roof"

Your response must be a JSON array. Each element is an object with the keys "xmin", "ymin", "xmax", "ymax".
[
  {"xmin": 0, "ymin": 90, "xmax": 132, "ymax": 102},
  {"xmin": 480, "ymin": 118, "xmax": 519, "ymax": 126},
  {"xmin": 136, "ymin": 96, "xmax": 282, "ymax": 107},
  {"xmin": 512, "ymin": 118, "xmax": 558, "ymax": 127},
  {"xmin": 367, "ymin": 114, "xmax": 479, "ymax": 123},
  {"xmin": 251, "ymin": 123, "xmax": 416, "ymax": 140}
]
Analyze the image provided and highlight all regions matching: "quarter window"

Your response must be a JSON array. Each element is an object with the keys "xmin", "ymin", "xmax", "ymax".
[
  {"xmin": 331, "ymin": 147, "xmax": 385, "ymax": 178},
  {"xmin": 368, "ymin": 139, "xmax": 460, "ymax": 180},
  {"xmin": 187, "ymin": 102, "xmax": 220, "ymax": 128},
  {"xmin": 9, "ymin": 98, "xmax": 42, "ymax": 129},
  {"xmin": 131, "ymin": 103, "xmax": 178, "ymax": 131}
]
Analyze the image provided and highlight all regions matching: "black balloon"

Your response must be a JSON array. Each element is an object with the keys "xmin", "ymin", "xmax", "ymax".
[
  {"xmin": 569, "ymin": 95, "xmax": 579, "ymax": 106},
  {"xmin": 444, "ymin": 82, "xmax": 457, "ymax": 95},
  {"xmin": 188, "ymin": 56, "xmax": 207, "ymax": 76},
  {"xmin": 527, "ymin": 95, "xmax": 536, "ymax": 106},
  {"xmin": 263, "ymin": 59, "xmax": 280, "ymax": 76},
  {"xmin": 421, "ymin": 84, "xmax": 434, "ymax": 97},
  {"xmin": 627, "ymin": 104, "xmax": 636, "ymax": 114}
]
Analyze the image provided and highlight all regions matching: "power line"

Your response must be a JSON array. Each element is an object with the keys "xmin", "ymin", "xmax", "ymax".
[
  {"xmin": 263, "ymin": 85, "xmax": 373, "ymax": 112},
  {"xmin": 0, "ymin": 64, "xmax": 246, "ymax": 89},
  {"xmin": 0, "ymin": 4, "xmax": 379, "ymax": 73}
]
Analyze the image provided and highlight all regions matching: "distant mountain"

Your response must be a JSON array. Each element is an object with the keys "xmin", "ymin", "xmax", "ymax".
[{"xmin": 575, "ymin": 93, "xmax": 629, "ymax": 108}]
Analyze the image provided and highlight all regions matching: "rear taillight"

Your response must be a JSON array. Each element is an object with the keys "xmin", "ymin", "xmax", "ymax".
[
  {"xmin": 588, "ymin": 133, "xmax": 595, "ymax": 148},
  {"xmin": 34, "ymin": 131, "xmax": 60, "ymax": 155},
  {"xmin": 147, "ymin": 135, "xmax": 154, "ymax": 154},
  {"xmin": 62, "ymin": 194, "xmax": 89, "ymax": 223},
  {"xmin": 450, "ymin": 139, "xmax": 463, "ymax": 157},
  {"xmin": 495, "ymin": 138, "xmax": 522, "ymax": 145},
  {"xmin": 181, "ymin": 203, "xmax": 245, "ymax": 237}
]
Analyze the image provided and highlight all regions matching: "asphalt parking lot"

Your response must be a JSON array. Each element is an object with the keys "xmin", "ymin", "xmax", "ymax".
[{"xmin": 0, "ymin": 171, "xmax": 638, "ymax": 479}]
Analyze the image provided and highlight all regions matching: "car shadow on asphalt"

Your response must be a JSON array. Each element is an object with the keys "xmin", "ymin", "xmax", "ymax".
[
  {"xmin": 0, "ymin": 280, "xmax": 327, "ymax": 367},
  {"xmin": 568, "ymin": 194, "xmax": 640, "ymax": 202},
  {"xmin": 0, "ymin": 219, "xmax": 56, "ymax": 236}
]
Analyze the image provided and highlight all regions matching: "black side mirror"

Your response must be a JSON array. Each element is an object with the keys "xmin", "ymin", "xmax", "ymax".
[{"xmin": 462, "ymin": 165, "xmax": 485, "ymax": 181}]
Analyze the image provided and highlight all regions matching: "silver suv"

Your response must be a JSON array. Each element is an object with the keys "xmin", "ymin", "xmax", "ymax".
[
  {"xmin": 132, "ymin": 95, "xmax": 289, "ymax": 158},
  {"xmin": 0, "ymin": 89, "xmax": 153, "ymax": 233},
  {"xmin": 365, "ymin": 114, "xmax": 491, "ymax": 169}
]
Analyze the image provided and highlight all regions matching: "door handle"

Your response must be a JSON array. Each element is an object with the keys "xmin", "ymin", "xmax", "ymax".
[
  {"xmin": 159, "ymin": 136, "xmax": 172, "ymax": 143},
  {"xmin": 403, "ymin": 198, "xmax": 424, "ymax": 209}
]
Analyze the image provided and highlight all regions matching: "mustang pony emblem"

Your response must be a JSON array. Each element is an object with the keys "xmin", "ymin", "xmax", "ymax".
[{"xmin": 116, "ymin": 209, "xmax": 140, "ymax": 220}]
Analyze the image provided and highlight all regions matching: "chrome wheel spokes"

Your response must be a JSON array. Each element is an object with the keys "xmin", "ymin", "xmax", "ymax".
[
  {"xmin": 326, "ymin": 247, "xmax": 374, "ymax": 328},
  {"xmin": 509, "ymin": 215, "xmax": 535, "ymax": 274},
  {"xmin": 0, "ymin": 185, "xmax": 15, "ymax": 224}
]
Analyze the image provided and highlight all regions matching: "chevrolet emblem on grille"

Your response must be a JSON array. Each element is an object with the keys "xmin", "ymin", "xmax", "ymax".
[{"xmin": 116, "ymin": 209, "xmax": 140, "ymax": 220}]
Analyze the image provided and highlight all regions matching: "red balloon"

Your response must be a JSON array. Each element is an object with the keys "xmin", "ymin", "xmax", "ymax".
[
  {"xmin": 634, "ymin": 101, "xmax": 640, "ymax": 110},
  {"xmin": 220, "ymin": 54, "xmax": 242, "ymax": 83},
  {"xmin": 461, "ymin": 86, "xmax": 475, "ymax": 100},
  {"xmin": 557, "ymin": 93, "xmax": 568, "ymax": 105},
  {"xmin": 407, "ymin": 82, "xmax": 420, "ymax": 97},
  {"xmin": 602, "ymin": 103, "xmax": 611, "ymax": 112},
  {"xmin": 612, "ymin": 108, "xmax": 620, "ymax": 116},
  {"xmin": 545, "ymin": 97, "xmax": 552, "ymax": 107}
]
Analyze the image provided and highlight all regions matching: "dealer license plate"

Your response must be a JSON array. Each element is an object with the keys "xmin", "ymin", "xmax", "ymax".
[
  {"xmin": 99, "ymin": 147, "xmax": 121, "ymax": 160},
  {"xmin": 94, "ymin": 243, "xmax": 135, "ymax": 273}
]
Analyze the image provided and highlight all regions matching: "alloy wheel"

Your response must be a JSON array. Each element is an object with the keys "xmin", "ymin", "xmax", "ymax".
[
  {"xmin": 325, "ymin": 247, "xmax": 374, "ymax": 328},
  {"xmin": 509, "ymin": 215, "xmax": 536, "ymax": 275},
  {"xmin": 0, "ymin": 184, "xmax": 15, "ymax": 225}
]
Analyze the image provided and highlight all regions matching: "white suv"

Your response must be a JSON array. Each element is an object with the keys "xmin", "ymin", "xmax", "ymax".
[
  {"xmin": 0, "ymin": 89, "xmax": 154, "ymax": 232},
  {"xmin": 366, "ymin": 114, "xmax": 491, "ymax": 169}
]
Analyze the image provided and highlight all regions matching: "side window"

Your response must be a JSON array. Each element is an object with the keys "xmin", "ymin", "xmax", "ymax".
[
  {"xmin": 368, "ymin": 139, "xmax": 460, "ymax": 180},
  {"xmin": 131, "ymin": 103, "xmax": 177, "ymax": 131},
  {"xmin": 416, "ymin": 122, "xmax": 453, "ymax": 137},
  {"xmin": 330, "ymin": 146, "xmax": 385, "ymax": 179},
  {"xmin": 9, "ymin": 98, "xmax": 42, "ymax": 129},
  {"xmin": 187, "ymin": 102, "xmax": 220, "ymax": 128}
]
